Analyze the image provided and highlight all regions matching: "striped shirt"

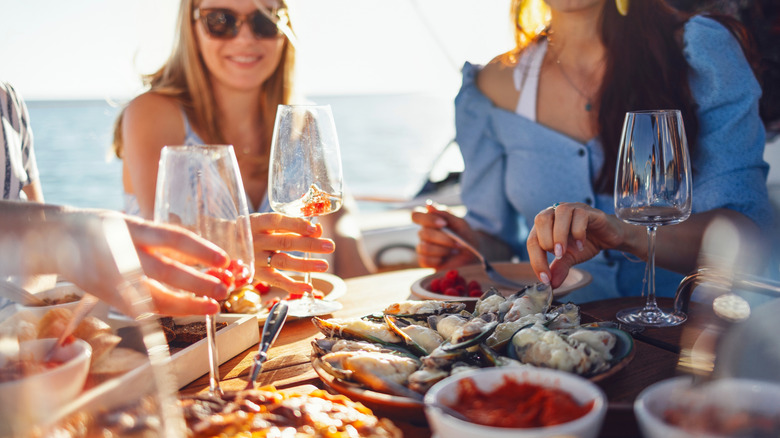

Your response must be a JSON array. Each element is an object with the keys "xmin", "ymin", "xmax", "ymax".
[{"xmin": 0, "ymin": 82, "xmax": 38, "ymax": 200}]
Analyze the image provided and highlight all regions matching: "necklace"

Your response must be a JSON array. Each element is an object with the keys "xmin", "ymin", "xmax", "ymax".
[{"xmin": 545, "ymin": 34, "xmax": 595, "ymax": 112}]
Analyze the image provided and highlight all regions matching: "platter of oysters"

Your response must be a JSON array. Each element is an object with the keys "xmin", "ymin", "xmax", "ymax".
[{"xmin": 310, "ymin": 283, "xmax": 634, "ymax": 414}]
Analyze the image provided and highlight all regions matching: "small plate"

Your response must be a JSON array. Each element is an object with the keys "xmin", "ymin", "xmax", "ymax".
[
  {"xmin": 410, "ymin": 262, "xmax": 592, "ymax": 301},
  {"xmin": 234, "ymin": 272, "xmax": 347, "ymax": 323}
]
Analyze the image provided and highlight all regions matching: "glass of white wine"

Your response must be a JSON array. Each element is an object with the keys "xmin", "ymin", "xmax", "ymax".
[
  {"xmin": 268, "ymin": 104, "xmax": 344, "ymax": 317},
  {"xmin": 154, "ymin": 145, "xmax": 254, "ymax": 394},
  {"xmin": 614, "ymin": 110, "xmax": 692, "ymax": 327}
]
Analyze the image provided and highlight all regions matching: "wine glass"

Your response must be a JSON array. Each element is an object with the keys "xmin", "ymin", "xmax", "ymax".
[
  {"xmin": 614, "ymin": 110, "xmax": 692, "ymax": 327},
  {"xmin": 154, "ymin": 145, "xmax": 254, "ymax": 394},
  {"xmin": 269, "ymin": 104, "xmax": 344, "ymax": 317}
]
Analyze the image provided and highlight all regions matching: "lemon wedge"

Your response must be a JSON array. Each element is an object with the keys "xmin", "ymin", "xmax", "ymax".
[{"xmin": 615, "ymin": 0, "xmax": 629, "ymax": 16}]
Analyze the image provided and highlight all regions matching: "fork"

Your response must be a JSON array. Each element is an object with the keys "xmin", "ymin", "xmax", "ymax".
[{"xmin": 439, "ymin": 227, "xmax": 528, "ymax": 290}]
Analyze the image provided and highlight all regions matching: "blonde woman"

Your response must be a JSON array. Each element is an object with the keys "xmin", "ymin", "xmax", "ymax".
[{"xmin": 114, "ymin": 0, "xmax": 375, "ymax": 294}]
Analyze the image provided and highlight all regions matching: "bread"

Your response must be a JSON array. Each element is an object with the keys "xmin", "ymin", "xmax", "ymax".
[
  {"xmin": 85, "ymin": 347, "xmax": 148, "ymax": 388},
  {"xmin": 36, "ymin": 307, "xmax": 73, "ymax": 339}
]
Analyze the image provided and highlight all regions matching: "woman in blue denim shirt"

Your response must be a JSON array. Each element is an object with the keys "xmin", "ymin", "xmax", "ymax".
[{"xmin": 413, "ymin": 0, "xmax": 771, "ymax": 302}]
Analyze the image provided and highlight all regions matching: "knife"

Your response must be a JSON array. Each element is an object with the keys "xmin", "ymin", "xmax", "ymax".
[{"xmin": 246, "ymin": 301, "xmax": 289, "ymax": 389}]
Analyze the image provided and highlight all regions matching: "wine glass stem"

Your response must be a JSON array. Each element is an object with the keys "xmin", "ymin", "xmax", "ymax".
[
  {"xmin": 645, "ymin": 225, "xmax": 659, "ymax": 311},
  {"xmin": 205, "ymin": 313, "xmax": 222, "ymax": 395}
]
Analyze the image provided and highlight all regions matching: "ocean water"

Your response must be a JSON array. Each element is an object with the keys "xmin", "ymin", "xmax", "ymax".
[{"xmin": 27, "ymin": 94, "xmax": 456, "ymax": 213}]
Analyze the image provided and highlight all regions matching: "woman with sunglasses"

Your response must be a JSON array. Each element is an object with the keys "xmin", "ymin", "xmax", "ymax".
[
  {"xmin": 413, "ymin": 0, "xmax": 771, "ymax": 302},
  {"xmin": 113, "ymin": 0, "xmax": 375, "ymax": 295}
]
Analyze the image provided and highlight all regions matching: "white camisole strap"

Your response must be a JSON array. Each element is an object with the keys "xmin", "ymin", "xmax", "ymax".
[{"xmin": 513, "ymin": 39, "xmax": 548, "ymax": 121}]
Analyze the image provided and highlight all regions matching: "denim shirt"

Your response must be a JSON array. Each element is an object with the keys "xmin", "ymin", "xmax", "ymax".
[{"xmin": 455, "ymin": 16, "xmax": 771, "ymax": 302}]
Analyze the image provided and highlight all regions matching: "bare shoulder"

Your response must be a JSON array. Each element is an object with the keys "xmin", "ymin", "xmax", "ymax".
[
  {"xmin": 475, "ymin": 54, "xmax": 519, "ymax": 112},
  {"xmin": 122, "ymin": 92, "xmax": 186, "ymax": 159},
  {"xmin": 122, "ymin": 92, "xmax": 185, "ymax": 146}
]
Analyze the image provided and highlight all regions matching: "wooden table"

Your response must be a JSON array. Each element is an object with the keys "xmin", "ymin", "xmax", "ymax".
[{"xmin": 181, "ymin": 268, "xmax": 716, "ymax": 438}]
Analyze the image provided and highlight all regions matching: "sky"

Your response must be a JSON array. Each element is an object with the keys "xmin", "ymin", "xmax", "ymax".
[{"xmin": 0, "ymin": 0, "xmax": 514, "ymax": 101}]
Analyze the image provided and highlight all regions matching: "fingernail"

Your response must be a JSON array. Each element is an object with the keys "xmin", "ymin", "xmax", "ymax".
[
  {"xmin": 540, "ymin": 272, "xmax": 550, "ymax": 284},
  {"xmin": 307, "ymin": 224, "xmax": 317, "ymax": 233},
  {"xmin": 321, "ymin": 241, "xmax": 334, "ymax": 251},
  {"xmin": 204, "ymin": 298, "xmax": 221, "ymax": 315},
  {"xmin": 213, "ymin": 284, "xmax": 228, "ymax": 300},
  {"xmin": 314, "ymin": 261, "xmax": 328, "ymax": 271},
  {"xmin": 435, "ymin": 218, "xmax": 447, "ymax": 227},
  {"xmin": 576, "ymin": 240, "xmax": 584, "ymax": 252},
  {"xmin": 554, "ymin": 243, "xmax": 563, "ymax": 259}
]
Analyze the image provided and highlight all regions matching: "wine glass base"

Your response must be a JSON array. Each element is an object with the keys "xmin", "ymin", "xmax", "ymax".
[
  {"xmin": 285, "ymin": 298, "xmax": 343, "ymax": 318},
  {"xmin": 616, "ymin": 306, "xmax": 687, "ymax": 327}
]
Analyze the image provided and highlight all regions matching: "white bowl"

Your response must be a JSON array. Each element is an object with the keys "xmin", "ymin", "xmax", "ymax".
[
  {"xmin": 424, "ymin": 366, "xmax": 607, "ymax": 438},
  {"xmin": 16, "ymin": 282, "xmax": 108, "ymax": 320},
  {"xmin": 0, "ymin": 337, "xmax": 92, "ymax": 435},
  {"xmin": 635, "ymin": 376, "xmax": 780, "ymax": 438}
]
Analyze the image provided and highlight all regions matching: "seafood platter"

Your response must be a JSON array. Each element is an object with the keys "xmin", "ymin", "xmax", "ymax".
[{"xmin": 310, "ymin": 282, "xmax": 634, "ymax": 418}]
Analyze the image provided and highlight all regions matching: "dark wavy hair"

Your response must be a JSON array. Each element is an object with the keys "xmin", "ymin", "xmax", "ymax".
[{"xmin": 510, "ymin": 0, "xmax": 759, "ymax": 193}]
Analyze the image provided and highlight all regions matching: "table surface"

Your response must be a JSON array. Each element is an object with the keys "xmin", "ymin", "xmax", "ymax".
[{"xmin": 181, "ymin": 268, "xmax": 716, "ymax": 438}]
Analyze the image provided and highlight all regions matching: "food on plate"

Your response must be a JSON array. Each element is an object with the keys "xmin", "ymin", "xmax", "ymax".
[
  {"xmin": 221, "ymin": 282, "xmax": 325, "ymax": 315},
  {"xmin": 311, "ymin": 284, "xmax": 632, "ymax": 399},
  {"xmin": 159, "ymin": 316, "xmax": 228, "ymax": 350},
  {"xmin": 508, "ymin": 324, "xmax": 618, "ymax": 376},
  {"xmin": 450, "ymin": 375, "xmax": 595, "ymax": 428},
  {"xmin": 50, "ymin": 386, "xmax": 402, "ymax": 437},
  {"xmin": 663, "ymin": 402, "xmax": 780, "ymax": 436},
  {"xmin": 85, "ymin": 347, "xmax": 148, "ymax": 388},
  {"xmin": 182, "ymin": 387, "xmax": 401, "ymax": 438},
  {"xmin": 29, "ymin": 293, "xmax": 81, "ymax": 306},
  {"xmin": 427, "ymin": 269, "xmax": 485, "ymax": 298}
]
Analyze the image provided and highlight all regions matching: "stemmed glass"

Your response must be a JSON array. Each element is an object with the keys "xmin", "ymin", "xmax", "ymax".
[
  {"xmin": 154, "ymin": 145, "xmax": 254, "ymax": 394},
  {"xmin": 269, "ymin": 104, "xmax": 344, "ymax": 317},
  {"xmin": 614, "ymin": 110, "xmax": 692, "ymax": 327}
]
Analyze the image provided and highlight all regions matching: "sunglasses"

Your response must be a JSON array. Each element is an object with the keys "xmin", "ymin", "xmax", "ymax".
[{"xmin": 194, "ymin": 7, "xmax": 283, "ymax": 39}]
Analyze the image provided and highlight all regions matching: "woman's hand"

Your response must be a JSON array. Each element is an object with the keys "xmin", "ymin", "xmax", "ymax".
[
  {"xmin": 411, "ymin": 202, "xmax": 480, "ymax": 270},
  {"xmin": 250, "ymin": 213, "xmax": 335, "ymax": 295},
  {"xmin": 527, "ymin": 202, "xmax": 628, "ymax": 288},
  {"xmin": 123, "ymin": 216, "xmax": 232, "ymax": 316}
]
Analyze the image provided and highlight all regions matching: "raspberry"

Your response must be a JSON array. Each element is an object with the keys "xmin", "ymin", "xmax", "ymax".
[
  {"xmin": 467, "ymin": 280, "xmax": 482, "ymax": 291},
  {"xmin": 455, "ymin": 285, "xmax": 466, "ymax": 296},
  {"xmin": 445, "ymin": 269, "xmax": 460, "ymax": 281},
  {"xmin": 430, "ymin": 278, "xmax": 442, "ymax": 292},
  {"xmin": 468, "ymin": 288, "xmax": 483, "ymax": 298},
  {"xmin": 440, "ymin": 277, "xmax": 455, "ymax": 290},
  {"xmin": 443, "ymin": 287, "xmax": 459, "ymax": 296}
]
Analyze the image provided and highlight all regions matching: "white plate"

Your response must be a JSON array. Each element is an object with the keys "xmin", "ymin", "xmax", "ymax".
[
  {"xmin": 228, "ymin": 272, "xmax": 347, "ymax": 323},
  {"xmin": 410, "ymin": 262, "xmax": 592, "ymax": 301}
]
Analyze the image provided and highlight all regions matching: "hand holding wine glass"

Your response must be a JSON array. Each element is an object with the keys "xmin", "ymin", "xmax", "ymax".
[
  {"xmin": 154, "ymin": 145, "xmax": 254, "ymax": 394},
  {"xmin": 614, "ymin": 110, "xmax": 692, "ymax": 327},
  {"xmin": 269, "ymin": 104, "xmax": 344, "ymax": 318}
]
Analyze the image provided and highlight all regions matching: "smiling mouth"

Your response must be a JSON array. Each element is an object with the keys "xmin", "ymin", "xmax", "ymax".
[{"xmin": 228, "ymin": 55, "xmax": 263, "ymax": 64}]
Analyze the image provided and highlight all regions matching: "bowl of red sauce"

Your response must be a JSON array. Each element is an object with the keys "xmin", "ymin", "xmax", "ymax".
[
  {"xmin": 424, "ymin": 366, "xmax": 607, "ymax": 438},
  {"xmin": 634, "ymin": 376, "xmax": 780, "ymax": 438},
  {"xmin": 0, "ymin": 337, "xmax": 92, "ymax": 435}
]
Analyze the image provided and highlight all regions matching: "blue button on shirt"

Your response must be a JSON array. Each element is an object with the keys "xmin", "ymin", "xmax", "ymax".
[{"xmin": 455, "ymin": 16, "xmax": 771, "ymax": 302}]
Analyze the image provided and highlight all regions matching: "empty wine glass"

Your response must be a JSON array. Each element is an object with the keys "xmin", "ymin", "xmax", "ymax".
[
  {"xmin": 269, "ymin": 104, "xmax": 344, "ymax": 317},
  {"xmin": 154, "ymin": 145, "xmax": 254, "ymax": 394},
  {"xmin": 614, "ymin": 110, "xmax": 692, "ymax": 327}
]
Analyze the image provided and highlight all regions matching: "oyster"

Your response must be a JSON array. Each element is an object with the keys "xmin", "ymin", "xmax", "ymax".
[
  {"xmin": 312, "ymin": 317, "xmax": 402, "ymax": 345},
  {"xmin": 384, "ymin": 315, "xmax": 444, "ymax": 356},
  {"xmin": 383, "ymin": 300, "xmax": 466, "ymax": 318}
]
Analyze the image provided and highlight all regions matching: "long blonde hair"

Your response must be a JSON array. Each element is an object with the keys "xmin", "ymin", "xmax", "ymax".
[
  {"xmin": 112, "ymin": 0, "xmax": 295, "ymax": 158},
  {"xmin": 506, "ymin": 0, "xmax": 550, "ymax": 62}
]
